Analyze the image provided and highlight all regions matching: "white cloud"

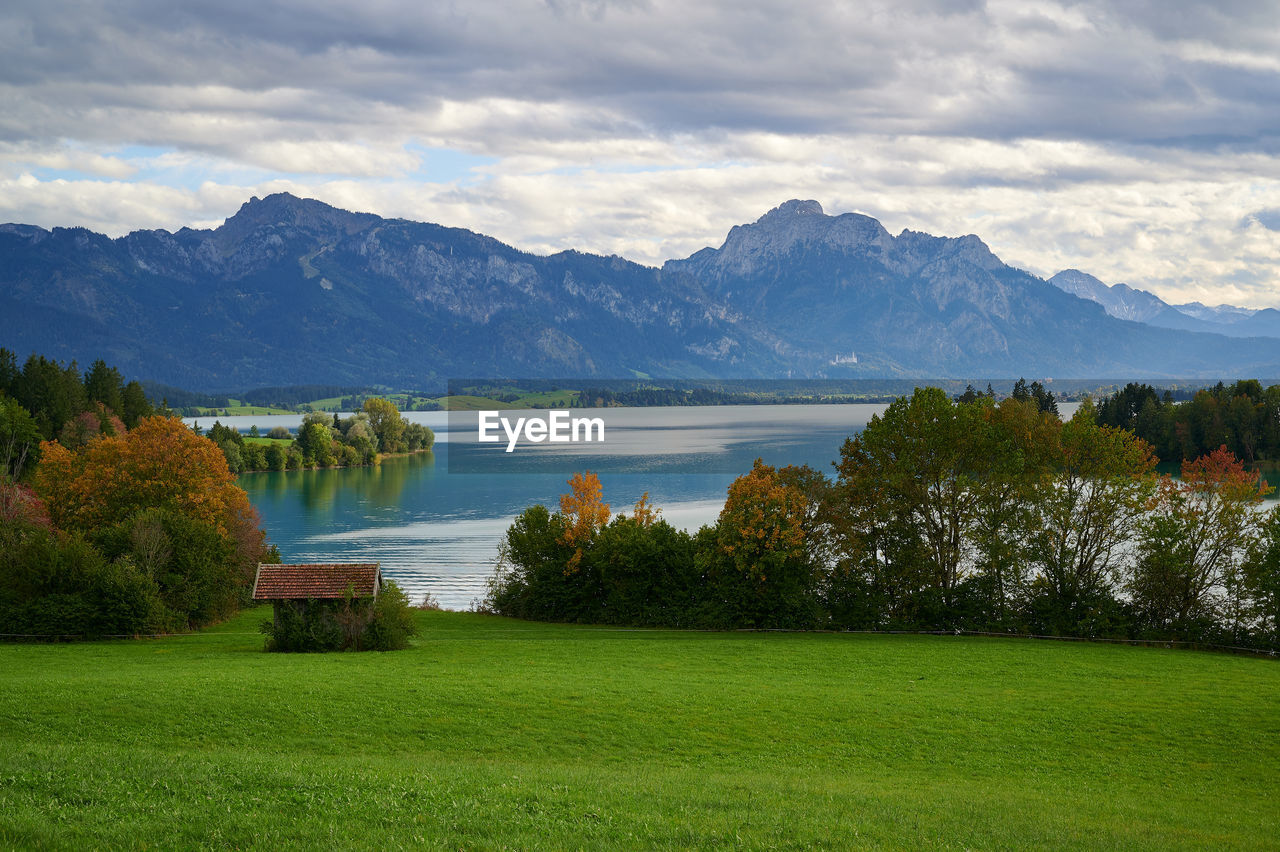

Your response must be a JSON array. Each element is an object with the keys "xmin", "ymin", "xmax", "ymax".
[{"xmin": 1, "ymin": 0, "xmax": 1279, "ymax": 307}]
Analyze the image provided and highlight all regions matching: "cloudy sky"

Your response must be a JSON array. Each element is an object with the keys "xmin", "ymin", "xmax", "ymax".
[{"xmin": 3, "ymin": 0, "xmax": 1280, "ymax": 306}]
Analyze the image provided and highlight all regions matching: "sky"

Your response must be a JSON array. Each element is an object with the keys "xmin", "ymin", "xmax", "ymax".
[{"xmin": 3, "ymin": 0, "xmax": 1280, "ymax": 307}]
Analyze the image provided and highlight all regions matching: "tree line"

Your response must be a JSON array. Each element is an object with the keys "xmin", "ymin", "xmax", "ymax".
[
  {"xmin": 487, "ymin": 388, "xmax": 1280, "ymax": 650},
  {"xmin": 200, "ymin": 398, "xmax": 434, "ymax": 473},
  {"xmin": 1096, "ymin": 380, "xmax": 1280, "ymax": 464},
  {"xmin": 2, "ymin": 348, "xmax": 156, "ymax": 480}
]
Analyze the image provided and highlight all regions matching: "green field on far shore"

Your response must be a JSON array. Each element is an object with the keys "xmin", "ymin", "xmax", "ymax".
[{"xmin": 1, "ymin": 610, "xmax": 1277, "ymax": 849}]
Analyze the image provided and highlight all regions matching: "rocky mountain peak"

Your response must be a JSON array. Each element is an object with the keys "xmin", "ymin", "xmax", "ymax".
[
  {"xmin": 756, "ymin": 199, "xmax": 825, "ymax": 222},
  {"xmin": 218, "ymin": 193, "xmax": 379, "ymax": 242},
  {"xmin": 1049, "ymin": 269, "xmax": 1108, "ymax": 298}
]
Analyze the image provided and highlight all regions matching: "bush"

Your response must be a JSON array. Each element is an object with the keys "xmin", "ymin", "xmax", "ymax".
[
  {"xmin": 91, "ymin": 508, "xmax": 243, "ymax": 630},
  {"xmin": 260, "ymin": 581, "xmax": 418, "ymax": 652},
  {"xmin": 260, "ymin": 599, "xmax": 344, "ymax": 652},
  {"xmin": 362, "ymin": 582, "xmax": 417, "ymax": 650},
  {"xmin": 0, "ymin": 519, "xmax": 168, "ymax": 637}
]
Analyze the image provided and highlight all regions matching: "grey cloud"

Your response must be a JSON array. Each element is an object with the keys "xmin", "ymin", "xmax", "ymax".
[{"xmin": 6, "ymin": 0, "xmax": 1277, "ymax": 153}]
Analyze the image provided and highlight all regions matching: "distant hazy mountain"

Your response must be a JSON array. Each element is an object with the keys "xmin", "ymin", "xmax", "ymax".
[
  {"xmin": 1174, "ymin": 301, "xmax": 1259, "ymax": 324},
  {"xmin": 2, "ymin": 193, "xmax": 1279, "ymax": 391},
  {"xmin": 665, "ymin": 200, "xmax": 1280, "ymax": 379},
  {"xmin": 1048, "ymin": 270, "xmax": 1190, "ymax": 326},
  {"xmin": 1048, "ymin": 269, "xmax": 1280, "ymax": 339}
]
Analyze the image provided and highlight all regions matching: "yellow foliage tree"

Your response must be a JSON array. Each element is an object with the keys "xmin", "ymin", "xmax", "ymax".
[
  {"xmin": 631, "ymin": 491, "xmax": 661, "ymax": 528},
  {"xmin": 559, "ymin": 471, "xmax": 611, "ymax": 572}
]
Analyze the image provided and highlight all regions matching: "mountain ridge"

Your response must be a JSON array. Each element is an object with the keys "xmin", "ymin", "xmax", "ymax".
[
  {"xmin": 1047, "ymin": 268, "xmax": 1280, "ymax": 338},
  {"xmin": 2, "ymin": 193, "xmax": 1278, "ymax": 391}
]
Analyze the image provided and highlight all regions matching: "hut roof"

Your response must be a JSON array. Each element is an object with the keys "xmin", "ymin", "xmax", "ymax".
[{"xmin": 252, "ymin": 563, "xmax": 382, "ymax": 601}]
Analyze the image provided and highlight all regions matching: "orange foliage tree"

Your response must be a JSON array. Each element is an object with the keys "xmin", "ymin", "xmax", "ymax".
[
  {"xmin": 716, "ymin": 458, "xmax": 807, "ymax": 582},
  {"xmin": 559, "ymin": 471, "xmax": 611, "ymax": 572},
  {"xmin": 1131, "ymin": 445, "xmax": 1272, "ymax": 635},
  {"xmin": 707, "ymin": 458, "xmax": 817, "ymax": 627},
  {"xmin": 33, "ymin": 415, "xmax": 265, "ymax": 565}
]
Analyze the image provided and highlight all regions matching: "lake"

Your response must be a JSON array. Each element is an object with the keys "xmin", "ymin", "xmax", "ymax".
[{"xmin": 199, "ymin": 404, "xmax": 916, "ymax": 609}]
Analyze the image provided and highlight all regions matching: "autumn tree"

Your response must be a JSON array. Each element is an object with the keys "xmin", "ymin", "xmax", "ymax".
[
  {"xmin": 0, "ymin": 479, "xmax": 51, "ymax": 530},
  {"xmin": 58, "ymin": 401, "xmax": 126, "ymax": 450},
  {"xmin": 1130, "ymin": 447, "xmax": 1271, "ymax": 639},
  {"xmin": 630, "ymin": 492, "xmax": 661, "ymax": 528},
  {"xmin": 705, "ymin": 458, "xmax": 816, "ymax": 628},
  {"xmin": 559, "ymin": 470, "xmax": 611, "ymax": 572},
  {"xmin": 33, "ymin": 415, "xmax": 266, "ymax": 575}
]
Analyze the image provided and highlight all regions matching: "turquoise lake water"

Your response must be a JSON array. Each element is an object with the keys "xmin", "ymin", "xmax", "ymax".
[{"xmin": 206, "ymin": 404, "xmax": 902, "ymax": 608}]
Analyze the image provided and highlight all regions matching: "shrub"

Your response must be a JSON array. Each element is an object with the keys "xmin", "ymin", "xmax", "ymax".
[
  {"xmin": 0, "ymin": 519, "xmax": 168, "ymax": 638},
  {"xmin": 260, "ymin": 581, "xmax": 418, "ymax": 652},
  {"xmin": 362, "ymin": 582, "xmax": 417, "ymax": 650}
]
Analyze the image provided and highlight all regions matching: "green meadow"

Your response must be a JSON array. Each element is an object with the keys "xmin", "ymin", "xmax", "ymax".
[{"xmin": 1, "ymin": 610, "xmax": 1277, "ymax": 850}]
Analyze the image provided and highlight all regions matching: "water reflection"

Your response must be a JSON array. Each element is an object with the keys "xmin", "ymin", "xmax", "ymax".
[
  {"xmin": 248, "ymin": 451, "xmax": 436, "ymax": 514},
  {"xmin": 235, "ymin": 405, "xmax": 881, "ymax": 608},
  {"xmin": 239, "ymin": 400, "xmax": 1251, "ymax": 610}
]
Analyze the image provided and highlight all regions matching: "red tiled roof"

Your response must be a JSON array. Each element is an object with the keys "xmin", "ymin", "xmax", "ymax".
[{"xmin": 253, "ymin": 563, "xmax": 381, "ymax": 600}]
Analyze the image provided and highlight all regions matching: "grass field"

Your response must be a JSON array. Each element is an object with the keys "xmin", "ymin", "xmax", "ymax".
[
  {"xmin": 242, "ymin": 436, "xmax": 292, "ymax": 446},
  {"xmin": 438, "ymin": 390, "xmax": 580, "ymax": 410},
  {"xmin": 2, "ymin": 611, "xmax": 1277, "ymax": 850},
  {"xmin": 188, "ymin": 399, "xmax": 295, "ymax": 416}
]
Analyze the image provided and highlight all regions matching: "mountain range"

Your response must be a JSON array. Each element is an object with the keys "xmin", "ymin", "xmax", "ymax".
[
  {"xmin": 1047, "ymin": 269, "xmax": 1280, "ymax": 338},
  {"xmin": 1, "ymin": 193, "xmax": 1278, "ymax": 391}
]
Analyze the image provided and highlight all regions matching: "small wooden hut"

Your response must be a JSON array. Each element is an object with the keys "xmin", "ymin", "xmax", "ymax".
[{"xmin": 253, "ymin": 562, "xmax": 382, "ymax": 633}]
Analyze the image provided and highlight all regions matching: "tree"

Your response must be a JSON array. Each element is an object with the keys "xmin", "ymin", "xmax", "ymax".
[
  {"xmin": 1, "ymin": 397, "xmax": 42, "ymax": 480},
  {"xmin": 83, "ymin": 359, "xmax": 125, "ymax": 418},
  {"xmin": 363, "ymin": 397, "xmax": 406, "ymax": 453},
  {"xmin": 559, "ymin": 471, "xmax": 611, "ymax": 572},
  {"xmin": 121, "ymin": 381, "xmax": 153, "ymax": 428},
  {"xmin": 706, "ymin": 458, "xmax": 816, "ymax": 628},
  {"xmin": 295, "ymin": 412, "xmax": 336, "ymax": 467},
  {"xmin": 833, "ymin": 388, "xmax": 997, "ymax": 620},
  {"xmin": 1026, "ymin": 399, "xmax": 1157, "ymax": 635},
  {"xmin": 630, "ymin": 492, "xmax": 661, "ymax": 528},
  {"xmin": 487, "ymin": 504, "xmax": 576, "ymax": 620},
  {"xmin": 32, "ymin": 416, "xmax": 265, "ymax": 570},
  {"xmin": 1243, "ymin": 506, "xmax": 1280, "ymax": 648},
  {"xmin": 1131, "ymin": 447, "xmax": 1271, "ymax": 639},
  {"xmin": 13, "ymin": 354, "xmax": 86, "ymax": 439},
  {"xmin": 0, "ymin": 348, "xmax": 17, "ymax": 398},
  {"xmin": 58, "ymin": 402, "xmax": 126, "ymax": 450},
  {"xmin": 967, "ymin": 398, "xmax": 1060, "ymax": 628}
]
